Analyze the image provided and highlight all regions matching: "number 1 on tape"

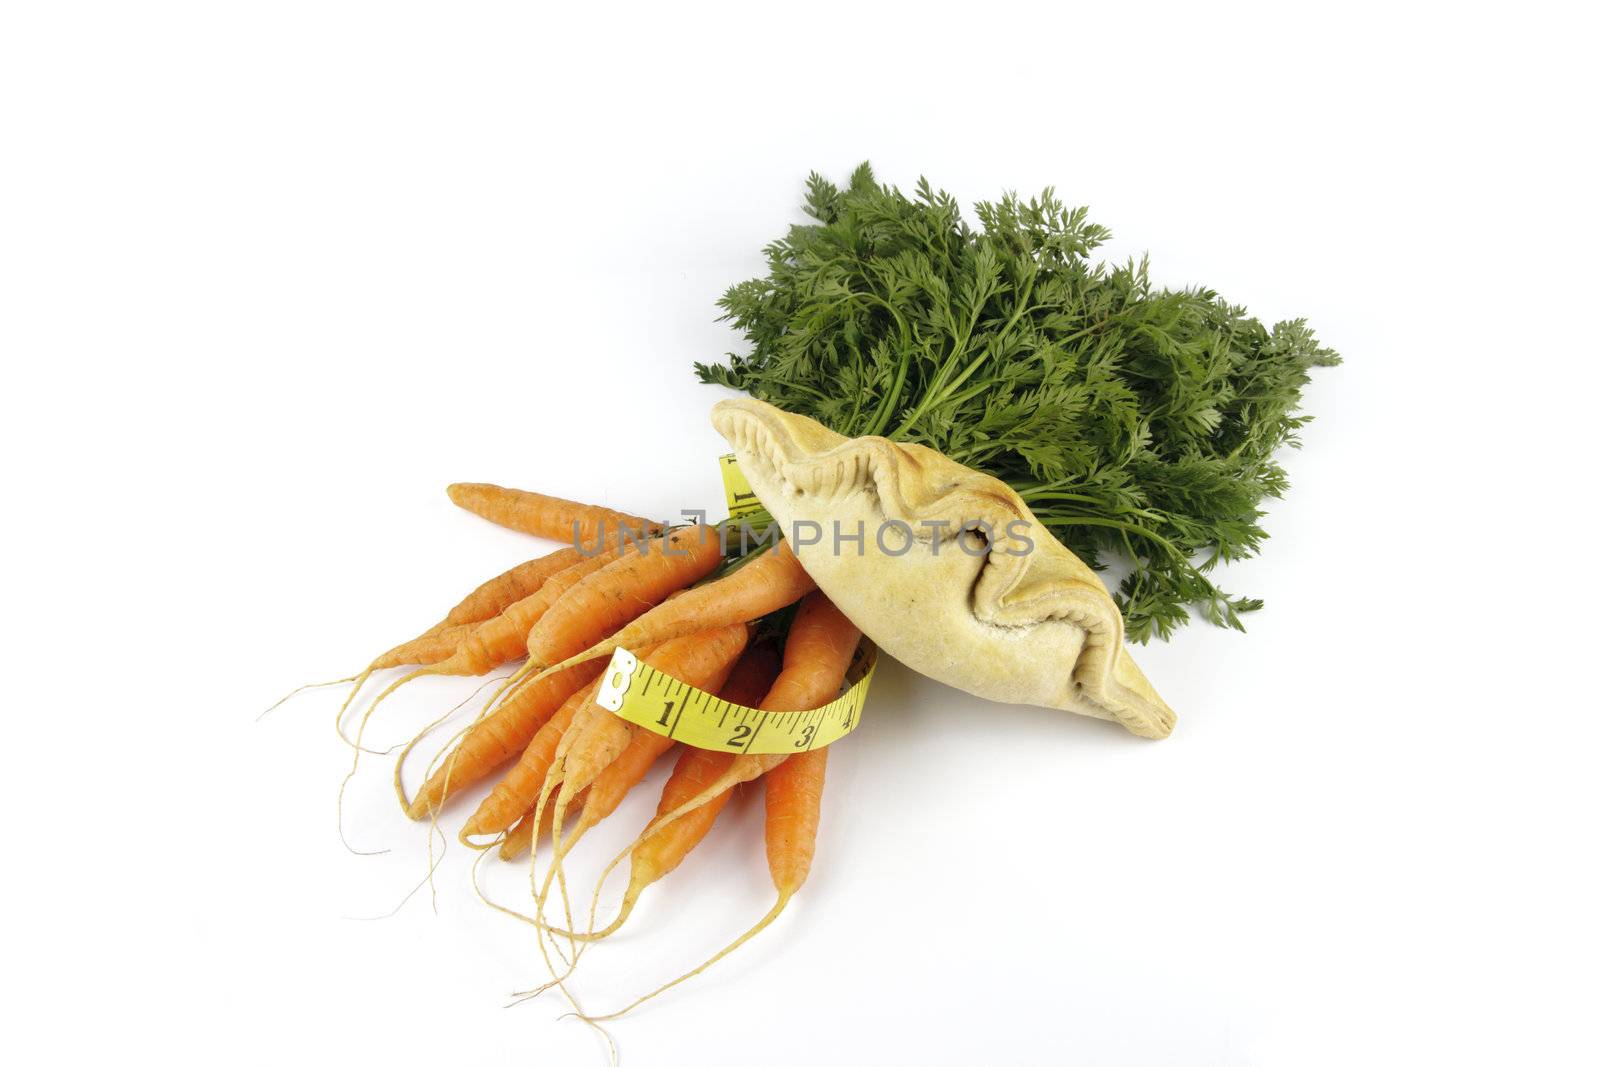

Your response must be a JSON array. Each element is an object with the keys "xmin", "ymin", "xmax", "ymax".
[{"xmin": 595, "ymin": 642, "xmax": 877, "ymax": 754}]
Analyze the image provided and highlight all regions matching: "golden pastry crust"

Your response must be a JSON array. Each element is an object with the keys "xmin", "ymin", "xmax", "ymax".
[{"xmin": 712, "ymin": 397, "xmax": 1175, "ymax": 739}]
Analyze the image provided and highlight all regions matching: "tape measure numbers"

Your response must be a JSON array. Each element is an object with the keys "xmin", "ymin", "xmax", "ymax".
[{"xmin": 596, "ymin": 642, "xmax": 878, "ymax": 754}]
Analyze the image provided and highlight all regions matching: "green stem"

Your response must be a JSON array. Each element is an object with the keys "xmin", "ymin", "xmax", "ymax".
[
  {"xmin": 892, "ymin": 269, "xmax": 1036, "ymax": 440},
  {"xmin": 856, "ymin": 296, "xmax": 915, "ymax": 437},
  {"xmin": 1015, "ymin": 490, "xmax": 1103, "ymax": 506},
  {"xmin": 1034, "ymin": 514, "xmax": 1189, "ymax": 563},
  {"xmin": 890, "ymin": 299, "xmax": 983, "ymax": 439}
]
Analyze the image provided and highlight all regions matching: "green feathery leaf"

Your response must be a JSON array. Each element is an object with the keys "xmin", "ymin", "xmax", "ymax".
[{"xmin": 699, "ymin": 165, "xmax": 1338, "ymax": 642}]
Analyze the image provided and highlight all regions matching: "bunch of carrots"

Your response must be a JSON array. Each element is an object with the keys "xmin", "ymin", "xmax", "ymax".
[{"xmin": 306, "ymin": 483, "xmax": 860, "ymax": 1018}]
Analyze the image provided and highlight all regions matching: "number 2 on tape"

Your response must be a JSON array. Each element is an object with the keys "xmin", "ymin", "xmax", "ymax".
[{"xmin": 595, "ymin": 643, "xmax": 876, "ymax": 754}]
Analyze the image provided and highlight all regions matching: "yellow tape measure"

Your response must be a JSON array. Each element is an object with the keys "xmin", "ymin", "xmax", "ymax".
[
  {"xmin": 719, "ymin": 453, "xmax": 765, "ymax": 519},
  {"xmin": 596, "ymin": 642, "xmax": 878, "ymax": 754}
]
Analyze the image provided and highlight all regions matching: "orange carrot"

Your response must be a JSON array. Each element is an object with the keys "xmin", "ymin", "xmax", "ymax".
[
  {"xmin": 669, "ymin": 590, "xmax": 859, "ymax": 810},
  {"xmin": 538, "ymin": 624, "xmax": 752, "ymax": 857},
  {"xmin": 560, "ymin": 623, "xmax": 749, "ymax": 791},
  {"xmin": 447, "ymin": 483, "xmax": 658, "ymax": 545},
  {"xmin": 713, "ymin": 644, "xmax": 784, "ymax": 709},
  {"xmin": 403, "ymin": 659, "xmax": 605, "ymax": 819},
  {"xmin": 418, "ymin": 543, "xmax": 638, "ymax": 639},
  {"xmin": 500, "ymin": 787, "xmax": 588, "ymax": 860},
  {"xmin": 511, "ymin": 653, "xmax": 758, "ymax": 962},
  {"xmin": 369, "ymin": 624, "xmax": 473, "ymax": 671},
  {"xmin": 366, "ymin": 534, "xmax": 646, "ymax": 688},
  {"xmin": 566, "ymin": 644, "xmax": 782, "ymax": 850},
  {"xmin": 416, "ymin": 545, "xmax": 629, "ymax": 678},
  {"xmin": 348, "ymin": 545, "xmax": 630, "ymax": 750},
  {"xmin": 277, "ymin": 494, "xmax": 650, "ymax": 720},
  {"xmin": 530, "ymin": 623, "xmax": 752, "ymax": 960},
  {"xmin": 532, "ymin": 538, "xmax": 815, "ymax": 681},
  {"xmin": 576, "ymin": 593, "xmax": 858, "ymax": 942},
  {"xmin": 523, "ymin": 525, "xmax": 725, "ymax": 671},
  {"xmin": 462, "ymin": 677, "xmax": 600, "ymax": 839},
  {"xmin": 586, "ymin": 747, "xmax": 829, "ymax": 1019},
  {"xmin": 764, "ymin": 749, "xmax": 827, "ymax": 902},
  {"xmin": 441, "ymin": 582, "xmax": 714, "ymax": 828},
  {"xmin": 578, "ymin": 746, "xmax": 739, "ymax": 940}
]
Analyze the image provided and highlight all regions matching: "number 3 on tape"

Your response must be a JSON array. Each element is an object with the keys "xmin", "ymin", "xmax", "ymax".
[{"xmin": 595, "ymin": 642, "xmax": 877, "ymax": 754}]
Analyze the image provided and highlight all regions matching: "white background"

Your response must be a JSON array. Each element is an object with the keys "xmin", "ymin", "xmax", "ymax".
[{"xmin": 3, "ymin": 3, "xmax": 1596, "ymax": 1064}]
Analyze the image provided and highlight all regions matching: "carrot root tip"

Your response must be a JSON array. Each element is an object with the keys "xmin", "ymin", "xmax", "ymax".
[{"xmin": 581, "ymin": 892, "xmax": 792, "ymax": 1022}]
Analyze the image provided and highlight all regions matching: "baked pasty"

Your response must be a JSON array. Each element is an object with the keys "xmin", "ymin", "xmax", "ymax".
[{"xmin": 712, "ymin": 397, "xmax": 1175, "ymax": 739}]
